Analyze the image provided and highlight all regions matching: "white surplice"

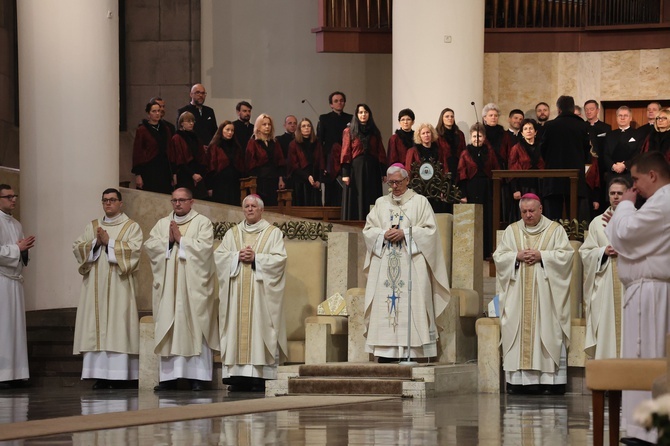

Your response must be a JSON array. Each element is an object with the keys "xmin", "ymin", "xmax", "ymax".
[
  {"xmin": 606, "ymin": 184, "xmax": 670, "ymax": 443},
  {"xmin": 493, "ymin": 216, "xmax": 573, "ymax": 386},
  {"xmin": 0, "ymin": 210, "xmax": 29, "ymax": 382},
  {"xmin": 579, "ymin": 208, "xmax": 625, "ymax": 359},
  {"xmin": 362, "ymin": 189, "xmax": 450, "ymax": 359}
]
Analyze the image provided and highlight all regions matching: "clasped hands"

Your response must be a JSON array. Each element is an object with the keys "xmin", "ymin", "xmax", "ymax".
[
  {"xmin": 516, "ymin": 248, "xmax": 542, "ymax": 265},
  {"xmin": 96, "ymin": 227, "xmax": 109, "ymax": 247},
  {"xmin": 17, "ymin": 235, "xmax": 36, "ymax": 251},
  {"xmin": 239, "ymin": 245, "xmax": 255, "ymax": 264},
  {"xmin": 384, "ymin": 228, "xmax": 405, "ymax": 244},
  {"xmin": 169, "ymin": 221, "xmax": 182, "ymax": 243}
]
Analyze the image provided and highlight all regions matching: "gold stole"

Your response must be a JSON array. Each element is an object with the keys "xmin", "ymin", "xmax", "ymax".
[
  {"xmin": 233, "ymin": 225, "xmax": 275, "ymax": 364},
  {"xmin": 511, "ymin": 221, "xmax": 560, "ymax": 369},
  {"xmin": 171, "ymin": 220, "xmax": 193, "ymax": 301},
  {"xmin": 89, "ymin": 219, "xmax": 134, "ymax": 349}
]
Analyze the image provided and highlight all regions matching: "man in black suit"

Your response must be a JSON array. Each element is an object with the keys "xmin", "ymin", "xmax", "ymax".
[
  {"xmin": 317, "ymin": 91, "xmax": 352, "ymax": 206},
  {"xmin": 583, "ymin": 99, "xmax": 612, "ymax": 212},
  {"xmin": 176, "ymin": 84, "xmax": 218, "ymax": 145},
  {"xmin": 541, "ymin": 95, "xmax": 591, "ymax": 222},
  {"xmin": 276, "ymin": 115, "xmax": 297, "ymax": 159},
  {"xmin": 635, "ymin": 101, "xmax": 662, "ymax": 140},
  {"xmin": 233, "ymin": 101, "xmax": 254, "ymax": 149},
  {"xmin": 603, "ymin": 106, "xmax": 640, "ymax": 186}
]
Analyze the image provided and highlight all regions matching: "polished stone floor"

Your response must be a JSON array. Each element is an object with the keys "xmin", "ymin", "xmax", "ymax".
[{"xmin": 0, "ymin": 386, "xmax": 614, "ymax": 445}]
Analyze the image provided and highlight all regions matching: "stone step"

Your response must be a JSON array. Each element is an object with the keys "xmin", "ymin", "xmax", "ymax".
[
  {"xmin": 288, "ymin": 377, "xmax": 406, "ymax": 396},
  {"xmin": 298, "ymin": 363, "xmax": 414, "ymax": 379}
]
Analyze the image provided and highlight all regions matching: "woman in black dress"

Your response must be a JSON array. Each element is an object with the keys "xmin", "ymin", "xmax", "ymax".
[
  {"xmin": 206, "ymin": 120, "xmax": 245, "ymax": 205},
  {"xmin": 168, "ymin": 111, "xmax": 208, "ymax": 199},
  {"xmin": 245, "ymin": 114, "xmax": 286, "ymax": 206},
  {"xmin": 131, "ymin": 101, "xmax": 174, "ymax": 194},
  {"xmin": 287, "ymin": 118, "xmax": 324, "ymax": 206}
]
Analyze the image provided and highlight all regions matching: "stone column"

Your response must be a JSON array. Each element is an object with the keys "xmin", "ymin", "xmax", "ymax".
[
  {"xmin": 452, "ymin": 204, "xmax": 484, "ymax": 304},
  {"xmin": 17, "ymin": 1, "xmax": 119, "ymax": 309},
  {"xmin": 392, "ymin": 0, "xmax": 485, "ymax": 129}
]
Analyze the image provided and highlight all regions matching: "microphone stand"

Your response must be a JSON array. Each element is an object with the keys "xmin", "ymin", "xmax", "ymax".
[{"xmin": 395, "ymin": 200, "xmax": 417, "ymax": 366}]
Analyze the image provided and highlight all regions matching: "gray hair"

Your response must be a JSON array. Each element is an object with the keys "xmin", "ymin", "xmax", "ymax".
[
  {"xmin": 243, "ymin": 194, "xmax": 265, "ymax": 210},
  {"xmin": 386, "ymin": 165, "xmax": 408, "ymax": 179},
  {"xmin": 482, "ymin": 103, "xmax": 501, "ymax": 119},
  {"xmin": 518, "ymin": 197, "xmax": 542, "ymax": 210}
]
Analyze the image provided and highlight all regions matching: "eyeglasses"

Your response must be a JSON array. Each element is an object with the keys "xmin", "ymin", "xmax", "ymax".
[
  {"xmin": 101, "ymin": 198, "xmax": 119, "ymax": 204},
  {"xmin": 656, "ymin": 116, "xmax": 668, "ymax": 122},
  {"xmin": 193, "ymin": 91, "xmax": 207, "ymax": 96},
  {"xmin": 171, "ymin": 198, "xmax": 192, "ymax": 204},
  {"xmin": 387, "ymin": 179, "xmax": 407, "ymax": 187},
  {"xmin": 0, "ymin": 195, "xmax": 18, "ymax": 200}
]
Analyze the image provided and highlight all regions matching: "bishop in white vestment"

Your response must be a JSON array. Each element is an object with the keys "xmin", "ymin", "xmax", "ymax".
[
  {"xmin": 605, "ymin": 152, "xmax": 670, "ymax": 444},
  {"xmin": 144, "ymin": 188, "xmax": 219, "ymax": 391},
  {"xmin": 0, "ymin": 184, "xmax": 34, "ymax": 388},
  {"xmin": 493, "ymin": 194, "xmax": 573, "ymax": 395},
  {"xmin": 215, "ymin": 195, "xmax": 287, "ymax": 391},
  {"xmin": 362, "ymin": 164, "xmax": 450, "ymax": 361},
  {"xmin": 72, "ymin": 189, "xmax": 142, "ymax": 389},
  {"xmin": 579, "ymin": 178, "xmax": 629, "ymax": 359}
]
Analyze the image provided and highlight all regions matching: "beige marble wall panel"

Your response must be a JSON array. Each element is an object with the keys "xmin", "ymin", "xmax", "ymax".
[
  {"xmin": 327, "ymin": 232, "xmax": 358, "ymax": 298},
  {"xmin": 435, "ymin": 213, "xmax": 453, "ymax": 281},
  {"xmin": 638, "ymin": 49, "xmax": 662, "ymax": 99},
  {"xmin": 557, "ymin": 52, "xmax": 579, "ymax": 97},
  {"xmin": 486, "ymin": 49, "xmax": 670, "ymax": 120},
  {"xmin": 577, "ymin": 52, "xmax": 602, "ymax": 107},
  {"xmin": 344, "ymin": 288, "xmax": 370, "ymax": 363},
  {"xmin": 483, "ymin": 53, "xmax": 500, "ymax": 104}
]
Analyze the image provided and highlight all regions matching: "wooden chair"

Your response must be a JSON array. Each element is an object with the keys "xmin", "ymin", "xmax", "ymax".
[{"xmin": 586, "ymin": 358, "xmax": 666, "ymax": 446}]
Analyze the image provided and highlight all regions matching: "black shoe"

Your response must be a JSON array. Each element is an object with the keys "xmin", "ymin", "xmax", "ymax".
[
  {"xmin": 227, "ymin": 385, "xmax": 252, "ymax": 392},
  {"xmin": 0, "ymin": 382, "xmax": 12, "ymax": 390},
  {"xmin": 377, "ymin": 357, "xmax": 399, "ymax": 363},
  {"xmin": 190, "ymin": 379, "xmax": 205, "ymax": 391},
  {"xmin": 541, "ymin": 384, "xmax": 566, "ymax": 395},
  {"xmin": 92, "ymin": 379, "xmax": 113, "ymax": 390},
  {"xmin": 153, "ymin": 380, "xmax": 178, "ymax": 391},
  {"xmin": 620, "ymin": 437, "xmax": 653, "ymax": 445}
]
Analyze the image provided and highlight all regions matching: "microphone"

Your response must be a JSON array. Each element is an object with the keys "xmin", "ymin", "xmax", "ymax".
[
  {"xmin": 471, "ymin": 101, "xmax": 481, "ymax": 146},
  {"xmin": 301, "ymin": 99, "xmax": 319, "ymax": 116}
]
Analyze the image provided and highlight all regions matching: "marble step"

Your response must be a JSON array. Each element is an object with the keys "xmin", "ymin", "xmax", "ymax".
[
  {"xmin": 288, "ymin": 377, "xmax": 407, "ymax": 396},
  {"xmin": 298, "ymin": 363, "xmax": 414, "ymax": 379}
]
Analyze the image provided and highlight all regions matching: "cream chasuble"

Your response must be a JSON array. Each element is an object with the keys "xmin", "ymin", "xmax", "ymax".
[
  {"xmin": 0, "ymin": 210, "xmax": 29, "ymax": 382},
  {"xmin": 144, "ymin": 210, "xmax": 219, "ymax": 358},
  {"xmin": 72, "ymin": 213, "xmax": 142, "ymax": 356},
  {"xmin": 579, "ymin": 208, "xmax": 624, "ymax": 359},
  {"xmin": 362, "ymin": 190, "xmax": 450, "ymax": 358},
  {"xmin": 493, "ymin": 216, "xmax": 573, "ymax": 381},
  {"xmin": 215, "ymin": 219, "xmax": 287, "ymax": 379}
]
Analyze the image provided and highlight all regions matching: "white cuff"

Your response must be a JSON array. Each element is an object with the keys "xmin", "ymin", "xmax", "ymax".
[{"xmin": 107, "ymin": 238, "xmax": 118, "ymax": 264}]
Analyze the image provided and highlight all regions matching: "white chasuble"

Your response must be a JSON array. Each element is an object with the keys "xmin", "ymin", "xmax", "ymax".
[
  {"xmin": 493, "ymin": 216, "xmax": 573, "ymax": 383},
  {"xmin": 144, "ymin": 210, "xmax": 219, "ymax": 359},
  {"xmin": 362, "ymin": 190, "xmax": 450, "ymax": 358},
  {"xmin": 579, "ymin": 208, "xmax": 624, "ymax": 359},
  {"xmin": 0, "ymin": 211, "xmax": 29, "ymax": 382},
  {"xmin": 215, "ymin": 219, "xmax": 287, "ymax": 379}
]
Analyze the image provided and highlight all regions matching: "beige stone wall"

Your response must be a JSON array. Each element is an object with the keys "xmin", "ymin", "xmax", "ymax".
[{"xmin": 484, "ymin": 48, "xmax": 670, "ymax": 118}]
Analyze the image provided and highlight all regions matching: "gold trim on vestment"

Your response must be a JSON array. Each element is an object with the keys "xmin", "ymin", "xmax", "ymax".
[
  {"xmin": 91, "ymin": 220, "xmax": 100, "ymax": 349},
  {"xmin": 512, "ymin": 221, "xmax": 561, "ymax": 369},
  {"xmin": 235, "ymin": 225, "xmax": 276, "ymax": 365}
]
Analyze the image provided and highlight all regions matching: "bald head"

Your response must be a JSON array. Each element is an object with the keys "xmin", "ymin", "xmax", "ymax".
[{"xmin": 189, "ymin": 84, "xmax": 207, "ymax": 107}]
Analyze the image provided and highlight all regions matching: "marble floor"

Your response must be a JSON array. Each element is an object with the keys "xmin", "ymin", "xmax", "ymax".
[{"xmin": 0, "ymin": 386, "xmax": 614, "ymax": 446}]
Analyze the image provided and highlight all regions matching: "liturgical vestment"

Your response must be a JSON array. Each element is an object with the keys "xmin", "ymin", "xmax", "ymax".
[
  {"xmin": 72, "ymin": 213, "xmax": 143, "ymax": 380},
  {"xmin": 144, "ymin": 210, "xmax": 219, "ymax": 381},
  {"xmin": 362, "ymin": 189, "xmax": 450, "ymax": 359},
  {"xmin": 0, "ymin": 210, "xmax": 29, "ymax": 382},
  {"xmin": 493, "ymin": 216, "xmax": 573, "ymax": 385},
  {"xmin": 215, "ymin": 219, "xmax": 287, "ymax": 380},
  {"xmin": 606, "ymin": 184, "xmax": 670, "ymax": 443},
  {"xmin": 579, "ymin": 208, "xmax": 624, "ymax": 359}
]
